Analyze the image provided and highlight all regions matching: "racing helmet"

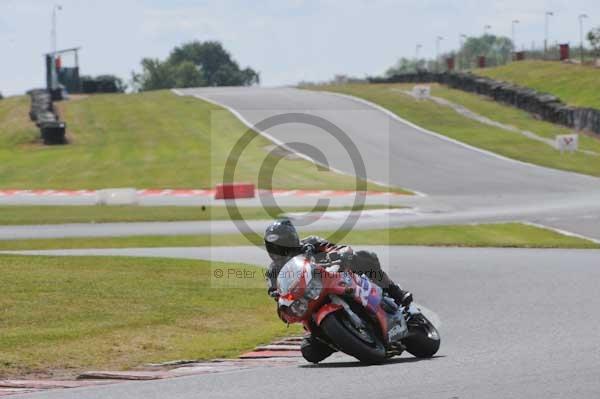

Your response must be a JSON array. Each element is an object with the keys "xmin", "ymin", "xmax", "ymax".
[{"xmin": 264, "ymin": 219, "xmax": 301, "ymax": 262}]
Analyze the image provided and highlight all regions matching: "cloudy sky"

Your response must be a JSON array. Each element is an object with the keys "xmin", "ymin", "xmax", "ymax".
[{"xmin": 1, "ymin": 0, "xmax": 599, "ymax": 95}]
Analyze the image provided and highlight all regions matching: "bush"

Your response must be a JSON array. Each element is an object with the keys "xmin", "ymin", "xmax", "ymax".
[{"xmin": 81, "ymin": 75, "xmax": 127, "ymax": 94}]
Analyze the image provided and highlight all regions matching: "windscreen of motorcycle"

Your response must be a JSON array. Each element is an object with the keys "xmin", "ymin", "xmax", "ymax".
[{"xmin": 277, "ymin": 255, "xmax": 312, "ymax": 305}]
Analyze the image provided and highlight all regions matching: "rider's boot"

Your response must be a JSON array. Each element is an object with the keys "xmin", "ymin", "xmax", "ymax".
[{"xmin": 386, "ymin": 283, "xmax": 413, "ymax": 307}]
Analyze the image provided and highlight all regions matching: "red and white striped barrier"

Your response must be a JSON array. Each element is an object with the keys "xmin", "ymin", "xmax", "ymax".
[{"xmin": 0, "ymin": 189, "xmax": 408, "ymax": 198}]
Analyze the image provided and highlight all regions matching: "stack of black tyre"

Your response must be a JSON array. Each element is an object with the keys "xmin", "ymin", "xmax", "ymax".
[
  {"xmin": 369, "ymin": 72, "xmax": 600, "ymax": 136},
  {"xmin": 27, "ymin": 89, "xmax": 67, "ymax": 145}
]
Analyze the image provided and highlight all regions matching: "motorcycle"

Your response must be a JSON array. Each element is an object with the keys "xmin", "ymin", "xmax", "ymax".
[{"xmin": 276, "ymin": 254, "xmax": 440, "ymax": 364}]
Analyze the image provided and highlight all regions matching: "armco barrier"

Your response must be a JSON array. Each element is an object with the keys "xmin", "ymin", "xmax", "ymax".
[
  {"xmin": 368, "ymin": 71, "xmax": 600, "ymax": 136},
  {"xmin": 215, "ymin": 183, "xmax": 256, "ymax": 199}
]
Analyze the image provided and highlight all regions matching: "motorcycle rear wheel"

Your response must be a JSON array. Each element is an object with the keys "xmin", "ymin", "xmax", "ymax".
[
  {"xmin": 403, "ymin": 314, "xmax": 440, "ymax": 358},
  {"xmin": 321, "ymin": 311, "xmax": 385, "ymax": 365}
]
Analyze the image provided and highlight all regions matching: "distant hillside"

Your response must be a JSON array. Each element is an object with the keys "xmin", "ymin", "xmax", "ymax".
[{"xmin": 475, "ymin": 60, "xmax": 600, "ymax": 110}]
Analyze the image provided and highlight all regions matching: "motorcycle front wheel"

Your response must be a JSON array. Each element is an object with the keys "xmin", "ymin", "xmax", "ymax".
[
  {"xmin": 321, "ymin": 311, "xmax": 385, "ymax": 365},
  {"xmin": 403, "ymin": 313, "xmax": 441, "ymax": 358}
]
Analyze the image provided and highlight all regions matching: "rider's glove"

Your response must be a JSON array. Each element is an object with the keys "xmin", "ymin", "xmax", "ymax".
[{"xmin": 268, "ymin": 287, "xmax": 280, "ymax": 301}]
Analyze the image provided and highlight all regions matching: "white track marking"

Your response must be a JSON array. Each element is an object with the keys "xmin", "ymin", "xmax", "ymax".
[{"xmin": 521, "ymin": 221, "xmax": 600, "ymax": 245}]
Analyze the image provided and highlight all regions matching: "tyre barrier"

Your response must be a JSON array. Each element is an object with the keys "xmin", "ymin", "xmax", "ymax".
[
  {"xmin": 369, "ymin": 71, "xmax": 600, "ymax": 136},
  {"xmin": 40, "ymin": 121, "xmax": 67, "ymax": 145},
  {"xmin": 27, "ymin": 89, "xmax": 67, "ymax": 145}
]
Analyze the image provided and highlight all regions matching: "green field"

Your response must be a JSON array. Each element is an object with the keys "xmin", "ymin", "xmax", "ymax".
[
  {"xmin": 0, "ymin": 204, "xmax": 397, "ymax": 225},
  {"xmin": 312, "ymin": 83, "xmax": 600, "ymax": 177},
  {"xmin": 0, "ymin": 255, "xmax": 298, "ymax": 378},
  {"xmin": 1, "ymin": 223, "xmax": 597, "ymax": 251},
  {"xmin": 0, "ymin": 92, "xmax": 402, "ymax": 192},
  {"xmin": 475, "ymin": 60, "xmax": 600, "ymax": 109}
]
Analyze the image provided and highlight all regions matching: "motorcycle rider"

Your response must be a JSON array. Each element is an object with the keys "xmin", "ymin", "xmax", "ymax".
[{"xmin": 264, "ymin": 219, "xmax": 413, "ymax": 363}]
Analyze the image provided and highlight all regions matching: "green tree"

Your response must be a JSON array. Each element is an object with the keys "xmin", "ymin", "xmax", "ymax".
[
  {"xmin": 385, "ymin": 58, "xmax": 426, "ymax": 76},
  {"xmin": 132, "ymin": 58, "xmax": 175, "ymax": 91},
  {"xmin": 459, "ymin": 35, "xmax": 513, "ymax": 68},
  {"xmin": 132, "ymin": 40, "xmax": 259, "ymax": 91},
  {"xmin": 173, "ymin": 61, "xmax": 205, "ymax": 88},
  {"xmin": 588, "ymin": 27, "xmax": 600, "ymax": 58}
]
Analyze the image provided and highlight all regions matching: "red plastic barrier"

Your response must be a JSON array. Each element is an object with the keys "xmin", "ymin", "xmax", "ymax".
[
  {"xmin": 478, "ymin": 56, "xmax": 486, "ymax": 68},
  {"xmin": 560, "ymin": 44, "xmax": 570, "ymax": 61},
  {"xmin": 215, "ymin": 183, "xmax": 255, "ymax": 199}
]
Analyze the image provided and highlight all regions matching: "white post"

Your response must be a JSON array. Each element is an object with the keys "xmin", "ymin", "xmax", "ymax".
[
  {"xmin": 545, "ymin": 11, "xmax": 553, "ymax": 56},
  {"xmin": 459, "ymin": 34, "xmax": 467, "ymax": 70},
  {"xmin": 50, "ymin": 5, "xmax": 62, "ymax": 90},
  {"xmin": 579, "ymin": 14, "xmax": 588, "ymax": 63},
  {"xmin": 436, "ymin": 36, "xmax": 444, "ymax": 72},
  {"xmin": 512, "ymin": 20, "xmax": 520, "ymax": 52}
]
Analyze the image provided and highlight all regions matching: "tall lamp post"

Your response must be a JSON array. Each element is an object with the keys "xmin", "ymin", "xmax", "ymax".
[
  {"xmin": 459, "ymin": 34, "xmax": 467, "ymax": 70},
  {"xmin": 545, "ymin": 11, "xmax": 554, "ymax": 56},
  {"xmin": 436, "ymin": 36, "xmax": 444, "ymax": 72},
  {"xmin": 51, "ymin": 4, "xmax": 62, "ymax": 54},
  {"xmin": 579, "ymin": 13, "xmax": 588, "ymax": 63},
  {"xmin": 416, "ymin": 43, "xmax": 422, "ymax": 59},
  {"xmin": 512, "ymin": 19, "xmax": 520, "ymax": 53},
  {"xmin": 50, "ymin": 4, "xmax": 63, "ymax": 91}
]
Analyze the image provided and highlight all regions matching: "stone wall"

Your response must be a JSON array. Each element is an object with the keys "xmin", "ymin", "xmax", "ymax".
[{"xmin": 369, "ymin": 72, "xmax": 600, "ymax": 136}]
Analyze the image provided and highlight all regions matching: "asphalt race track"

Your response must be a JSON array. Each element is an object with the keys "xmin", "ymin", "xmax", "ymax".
[{"xmin": 16, "ymin": 246, "xmax": 600, "ymax": 399}]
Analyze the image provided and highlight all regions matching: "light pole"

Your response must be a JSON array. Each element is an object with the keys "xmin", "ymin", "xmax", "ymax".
[
  {"xmin": 512, "ymin": 20, "xmax": 520, "ymax": 52},
  {"xmin": 579, "ymin": 13, "xmax": 588, "ymax": 63},
  {"xmin": 436, "ymin": 36, "xmax": 444, "ymax": 72},
  {"xmin": 415, "ymin": 44, "xmax": 423, "ymax": 71},
  {"xmin": 484, "ymin": 25, "xmax": 492, "ymax": 36},
  {"xmin": 545, "ymin": 11, "xmax": 554, "ymax": 55},
  {"xmin": 50, "ymin": 4, "xmax": 63, "ymax": 91},
  {"xmin": 459, "ymin": 34, "xmax": 467, "ymax": 70},
  {"xmin": 51, "ymin": 4, "xmax": 62, "ymax": 54}
]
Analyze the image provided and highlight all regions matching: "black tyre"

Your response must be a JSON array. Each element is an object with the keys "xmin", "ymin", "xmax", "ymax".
[
  {"xmin": 300, "ymin": 337, "xmax": 335, "ymax": 364},
  {"xmin": 403, "ymin": 314, "xmax": 440, "ymax": 358},
  {"xmin": 321, "ymin": 311, "xmax": 385, "ymax": 364}
]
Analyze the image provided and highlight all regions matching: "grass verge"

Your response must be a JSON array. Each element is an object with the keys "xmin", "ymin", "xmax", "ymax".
[
  {"xmin": 474, "ymin": 60, "xmax": 600, "ymax": 109},
  {"xmin": 0, "ymin": 91, "xmax": 404, "ymax": 193},
  {"xmin": 311, "ymin": 83, "xmax": 600, "ymax": 177},
  {"xmin": 0, "ymin": 255, "xmax": 298, "ymax": 378},
  {"xmin": 0, "ymin": 223, "xmax": 597, "ymax": 251},
  {"xmin": 0, "ymin": 204, "xmax": 398, "ymax": 225}
]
